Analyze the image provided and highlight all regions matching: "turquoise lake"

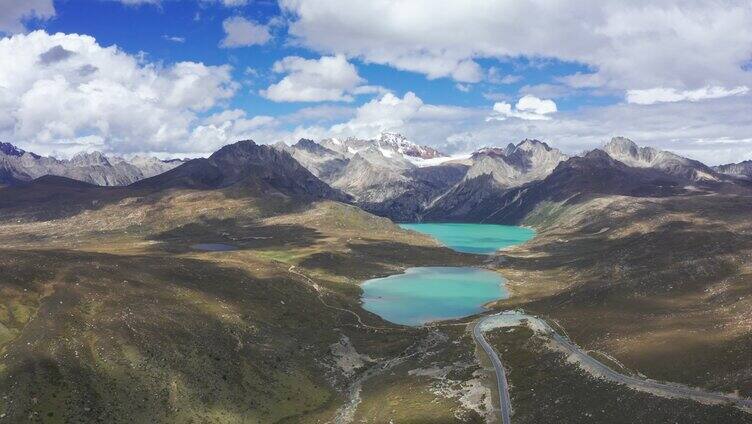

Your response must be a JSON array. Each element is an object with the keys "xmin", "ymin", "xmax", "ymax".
[
  {"xmin": 361, "ymin": 223, "xmax": 535, "ymax": 326},
  {"xmin": 362, "ymin": 267, "xmax": 506, "ymax": 326},
  {"xmin": 399, "ymin": 223, "xmax": 535, "ymax": 254}
]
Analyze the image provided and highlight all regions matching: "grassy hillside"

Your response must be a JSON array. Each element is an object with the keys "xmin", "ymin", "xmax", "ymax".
[
  {"xmin": 494, "ymin": 193, "xmax": 752, "ymax": 396},
  {"xmin": 0, "ymin": 183, "xmax": 485, "ymax": 423}
]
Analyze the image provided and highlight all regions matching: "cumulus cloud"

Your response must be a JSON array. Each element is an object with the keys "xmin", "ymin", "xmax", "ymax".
[
  {"xmin": 281, "ymin": 0, "xmax": 752, "ymax": 92},
  {"xmin": 186, "ymin": 88, "xmax": 752, "ymax": 166},
  {"xmin": 487, "ymin": 67, "xmax": 521, "ymax": 85},
  {"xmin": 330, "ymin": 92, "xmax": 423, "ymax": 136},
  {"xmin": 0, "ymin": 30, "xmax": 238, "ymax": 156},
  {"xmin": 626, "ymin": 86, "xmax": 750, "ymax": 105},
  {"xmin": 0, "ymin": 0, "xmax": 55, "ymax": 34},
  {"xmin": 220, "ymin": 16, "xmax": 271, "ymax": 48},
  {"xmin": 260, "ymin": 55, "xmax": 375, "ymax": 102},
  {"xmin": 488, "ymin": 95, "xmax": 557, "ymax": 121}
]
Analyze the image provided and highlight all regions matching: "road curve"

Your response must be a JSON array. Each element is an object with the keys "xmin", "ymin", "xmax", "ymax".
[
  {"xmin": 533, "ymin": 317, "xmax": 752, "ymax": 412},
  {"xmin": 473, "ymin": 316, "xmax": 512, "ymax": 424},
  {"xmin": 479, "ymin": 311, "xmax": 752, "ymax": 414}
]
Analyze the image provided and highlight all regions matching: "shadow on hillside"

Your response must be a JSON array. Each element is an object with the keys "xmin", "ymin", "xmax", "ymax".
[
  {"xmin": 148, "ymin": 218, "xmax": 324, "ymax": 253},
  {"xmin": 299, "ymin": 239, "xmax": 480, "ymax": 281},
  {"xmin": 0, "ymin": 176, "xmax": 326, "ymax": 225},
  {"xmin": 0, "ymin": 247, "xmax": 398, "ymax": 422},
  {"xmin": 500, "ymin": 222, "xmax": 752, "ymax": 297}
]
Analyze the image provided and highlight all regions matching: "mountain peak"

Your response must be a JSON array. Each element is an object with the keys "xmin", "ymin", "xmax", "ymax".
[
  {"xmin": 516, "ymin": 139, "xmax": 552, "ymax": 152},
  {"xmin": 604, "ymin": 137, "xmax": 639, "ymax": 157},
  {"xmin": 376, "ymin": 132, "xmax": 444, "ymax": 159},
  {"xmin": 293, "ymin": 138, "xmax": 334, "ymax": 155},
  {"xmin": 378, "ymin": 132, "xmax": 408, "ymax": 144},
  {"xmin": 0, "ymin": 142, "xmax": 26, "ymax": 157},
  {"xmin": 70, "ymin": 151, "xmax": 111, "ymax": 167}
]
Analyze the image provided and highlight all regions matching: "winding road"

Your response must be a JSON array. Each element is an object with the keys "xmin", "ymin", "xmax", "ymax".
[
  {"xmin": 473, "ymin": 311, "xmax": 752, "ymax": 424},
  {"xmin": 532, "ymin": 316, "xmax": 752, "ymax": 412},
  {"xmin": 472, "ymin": 316, "xmax": 512, "ymax": 424}
]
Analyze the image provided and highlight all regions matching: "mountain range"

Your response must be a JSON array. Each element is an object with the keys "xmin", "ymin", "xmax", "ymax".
[
  {"xmin": 2, "ymin": 134, "xmax": 750, "ymax": 224},
  {"xmin": 0, "ymin": 142, "xmax": 184, "ymax": 186}
]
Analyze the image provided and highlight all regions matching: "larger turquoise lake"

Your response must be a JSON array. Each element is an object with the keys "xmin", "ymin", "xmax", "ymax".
[
  {"xmin": 361, "ymin": 223, "xmax": 534, "ymax": 326},
  {"xmin": 399, "ymin": 223, "xmax": 535, "ymax": 254}
]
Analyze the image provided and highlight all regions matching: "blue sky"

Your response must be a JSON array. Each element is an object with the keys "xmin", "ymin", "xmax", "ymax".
[
  {"xmin": 36, "ymin": 1, "xmax": 601, "ymax": 115},
  {"xmin": 1, "ymin": 0, "xmax": 751, "ymax": 164}
]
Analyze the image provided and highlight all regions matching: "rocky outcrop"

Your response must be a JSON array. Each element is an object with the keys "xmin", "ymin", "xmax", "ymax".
[
  {"xmin": 274, "ymin": 139, "xmax": 349, "ymax": 182},
  {"xmin": 468, "ymin": 149, "xmax": 691, "ymax": 224},
  {"xmin": 273, "ymin": 133, "xmax": 462, "ymax": 220},
  {"xmin": 135, "ymin": 139, "xmax": 350, "ymax": 202},
  {"xmin": 714, "ymin": 160, "xmax": 752, "ymax": 179},
  {"xmin": 422, "ymin": 139, "xmax": 567, "ymax": 222},
  {"xmin": 603, "ymin": 137, "xmax": 719, "ymax": 182}
]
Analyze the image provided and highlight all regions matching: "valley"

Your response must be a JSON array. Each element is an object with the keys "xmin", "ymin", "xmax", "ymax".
[
  {"xmin": 2, "ymin": 3, "xmax": 751, "ymax": 422},
  {"xmin": 2, "ymin": 135, "xmax": 752, "ymax": 423}
]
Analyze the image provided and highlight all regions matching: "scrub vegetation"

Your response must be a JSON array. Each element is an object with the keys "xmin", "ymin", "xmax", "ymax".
[{"xmin": 496, "ymin": 194, "xmax": 752, "ymax": 398}]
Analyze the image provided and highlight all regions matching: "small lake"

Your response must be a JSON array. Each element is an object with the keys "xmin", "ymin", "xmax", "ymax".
[
  {"xmin": 399, "ymin": 223, "xmax": 535, "ymax": 254},
  {"xmin": 361, "ymin": 223, "xmax": 534, "ymax": 326}
]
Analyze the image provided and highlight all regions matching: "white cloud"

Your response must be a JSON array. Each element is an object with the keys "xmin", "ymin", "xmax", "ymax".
[
  {"xmin": 196, "ymin": 0, "xmax": 249, "ymax": 6},
  {"xmin": 626, "ymin": 86, "xmax": 750, "ymax": 105},
  {"xmin": 0, "ymin": 30, "xmax": 238, "ymax": 156},
  {"xmin": 488, "ymin": 67, "xmax": 521, "ymax": 85},
  {"xmin": 441, "ymin": 95, "xmax": 752, "ymax": 165},
  {"xmin": 186, "ymin": 88, "xmax": 752, "ymax": 166},
  {"xmin": 281, "ymin": 0, "xmax": 752, "ymax": 91},
  {"xmin": 260, "ymin": 55, "xmax": 371, "ymax": 102},
  {"xmin": 110, "ymin": 0, "xmax": 160, "ymax": 5},
  {"xmin": 163, "ymin": 35, "xmax": 185, "ymax": 43},
  {"xmin": 326, "ymin": 92, "xmax": 476, "ymax": 141},
  {"xmin": 488, "ymin": 95, "xmax": 557, "ymax": 121},
  {"xmin": 519, "ymin": 84, "xmax": 575, "ymax": 99},
  {"xmin": 455, "ymin": 83, "xmax": 471, "ymax": 92},
  {"xmin": 330, "ymin": 92, "xmax": 424, "ymax": 136},
  {"xmin": 220, "ymin": 16, "xmax": 271, "ymax": 48},
  {"xmin": 517, "ymin": 95, "xmax": 557, "ymax": 115},
  {"xmin": 0, "ymin": 0, "xmax": 55, "ymax": 34},
  {"xmin": 220, "ymin": 0, "xmax": 249, "ymax": 6}
]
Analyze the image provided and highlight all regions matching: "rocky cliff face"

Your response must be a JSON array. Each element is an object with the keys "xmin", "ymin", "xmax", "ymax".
[
  {"xmin": 136, "ymin": 139, "xmax": 350, "ymax": 202},
  {"xmin": 462, "ymin": 149, "xmax": 703, "ymax": 224},
  {"xmin": 603, "ymin": 137, "xmax": 719, "ymax": 182},
  {"xmin": 714, "ymin": 160, "xmax": 752, "ymax": 179},
  {"xmin": 0, "ymin": 142, "xmax": 184, "ymax": 186},
  {"xmin": 422, "ymin": 139, "xmax": 567, "ymax": 221},
  {"xmin": 274, "ymin": 139, "xmax": 349, "ymax": 182},
  {"xmin": 273, "ymin": 133, "xmax": 461, "ymax": 220},
  {"xmin": 464, "ymin": 139, "xmax": 568, "ymax": 186}
]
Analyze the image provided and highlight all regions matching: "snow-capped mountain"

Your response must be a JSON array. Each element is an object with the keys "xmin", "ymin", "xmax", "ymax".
[
  {"xmin": 320, "ymin": 132, "xmax": 446, "ymax": 166},
  {"xmin": 273, "ymin": 133, "xmax": 466, "ymax": 220}
]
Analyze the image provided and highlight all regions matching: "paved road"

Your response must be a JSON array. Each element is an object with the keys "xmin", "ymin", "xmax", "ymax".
[
  {"xmin": 477, "ymin": 311, "xmax": 752, "ymax": 416},
  {"xmin": 532, "ymin": 317, "xmax": 752, "ymax": 411},
  {"xmin": 473, "ymin": 316, "xmax": 512, "ymax": 424}
]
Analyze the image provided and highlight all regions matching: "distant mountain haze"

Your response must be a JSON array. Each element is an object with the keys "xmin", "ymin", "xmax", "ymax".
[{"xmin": 0, "ymin": 142, "xmax": 185, "ymax": 186}]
